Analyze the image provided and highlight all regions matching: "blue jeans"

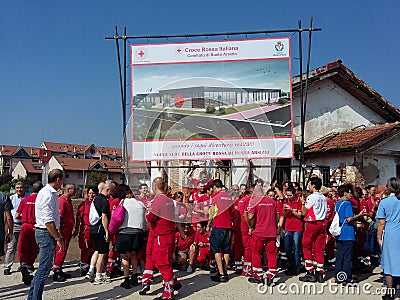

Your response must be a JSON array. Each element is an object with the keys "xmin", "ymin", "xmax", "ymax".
[
  {"xmin": 335, "ymin": 240, "xmax": 354, "ymax": 283},
  {"xmin": 27, "ymin": 229, "xmax": 56, "ymax": 300},
  {"xmin": 284, "ymin": 231, "xmax": 303, "ymax": 270}
]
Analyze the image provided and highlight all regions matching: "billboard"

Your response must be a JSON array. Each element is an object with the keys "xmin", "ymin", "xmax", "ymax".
[{"xmin": 129, "ymin": 38, "xmax": 293, "ymax": 161}]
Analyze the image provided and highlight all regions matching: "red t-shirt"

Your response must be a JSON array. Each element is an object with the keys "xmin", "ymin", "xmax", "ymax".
[
  {"xmin": 191, "ymin": 178, "xmax": 214, "ymax": 193},
  {"xmin": 349, "ymin": 197, "xmax": 360, "ymax": 214},
  {"xmin": 212, "ymin": 190, "xmax": 234, "ymax": 229},
  {"xmin": 232, "ymin": 206, "xmax": 241, "ymax": 232},
  {"xmin": 283, "ymin": 197, "xmax": 303, "ymax": 232},
  {"xmin": 247, "ymin": 196, "xmax": 280, "ymax": 238},
  {"xmin": 237, "ymin": 194, "xmax": 251, "ymax": 233},
  {"xmin": 276, "ymin": 199, "xmax": 284, "ymax": 217},
  {"xmin": 194, "ymin": 229, "xmax": 210, "ymax": 244},
  {"xmin": 146, "ymin": 193, "xmax": 176, "ymax": 235},
  {"xmin": 326, "ymin": 197, "xmax": 336, "ymax": 222},
  {"xmin": 16, "ymin": 194, "xmax": 37, "ymax": 224},
  {"xmin": 137, "ymin": 194, "xmax": 153, "ymax": 207},
  {"xmin": 76, "ymin": 199, "xmax": 91, "ymax": 232},
  {"xmin": 359, "ymin": 198, "xmax": 374, "ymax": 215},
  {"xmin": 175, "ymin": 230, "xmax": 195, "ymax": 252},
  {"xmin": 176, "ymin": 202, "xmax": 188, "ymax": 218},
  {"xmin": 191, "ymin": 192, "xmax": 209, "ymax": 223},
  {"xmin": 58, "ymin": 195, "xmax": 75, "ymax": 224},
  {"xmin": 367, "ymin": 196, "xmax": 381, "ymax": 214},
  {"xmin": 110, "ymin": 197, "xmax": 122, "ymax": 215}
]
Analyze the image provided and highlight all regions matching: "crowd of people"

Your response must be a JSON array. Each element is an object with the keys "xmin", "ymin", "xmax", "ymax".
[{"xmin": 1, "ymin": 169, "xmax": 400, "ymax": 300}]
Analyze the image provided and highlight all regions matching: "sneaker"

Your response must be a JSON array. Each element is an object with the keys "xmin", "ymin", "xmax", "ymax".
[
  {"xmin": 59, "ymin": 271, "xmax": 71, "ymax": 279},
  {"xmin": 139, "ymin": 284, "xmax": 151, "ymax": 295},
  {"xmin": 52, "ymin": 272, "xmax": 66, "ymax": 282},
  {"xmin": 21, "ymin": 267, "xmax": 33, "ymax": 285},
  {"xmin": 120, "ymin": 278, "xmax": 132, "ymax": 289},
  {"xmin": 85, "ymin": 272, "xmax": 95, "ymax": 283},
  {"xmin": 210, "ymin": 273, "xmax": 221, "ymax": 282},
  {"xmin": 93, "ymin": 275, "xmax": 110, "ymax": 285},
  {"xmin": 248, "ymin": 277, "xmax": 263, "ymax": 284},
  {"xmin": 174, "ymin": 281, "xmax": 182, "ymax": 290},
  {"xmin": 299, "ymin": 272, "xmax": 317, "ymax": 282},
  {"xmin": 186, "ymin": 265, "xmax": 193, "ymax": 273},
  {"xmin": 4, "ymin": 269, "xmax": 11, "ymax": 276}
]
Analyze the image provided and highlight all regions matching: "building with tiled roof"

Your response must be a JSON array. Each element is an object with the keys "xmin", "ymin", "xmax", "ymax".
[
  {"xmin": 41, "ymin": 156, "xmax": 149, "ymax": 187},
  {"xmin": 0, "ymin": 141, "xmax": 151, "ymax": 189},
  {"xmin": 40, "ymin": 141, "xmax": 122, "ymax": 160},
  {"xmin": 12, "ymin": 161, "xmax": 43, "ymax": 182},
  {"xmin": 0, "ymin": 145, "xmax": 44, "ymax": 176},
  {"xmin": 302, "ymin": 123, "xmax": 400, "ymax": 186},
  {"xmin": 289, "ymin": 60, "xmax": 400, "ymax": 186}
]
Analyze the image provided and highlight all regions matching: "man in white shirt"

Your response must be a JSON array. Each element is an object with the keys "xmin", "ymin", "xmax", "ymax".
[
  {"xmin": 299, "ymin": 177, "xmax": 327, "ymax": 283},
  {"xmin": 4, "ymin": 181, "xmax": 27, "ymax": 275},
  {"xmin": 26, "ymin": 169, "xmax": 65, "ymax": 300}
]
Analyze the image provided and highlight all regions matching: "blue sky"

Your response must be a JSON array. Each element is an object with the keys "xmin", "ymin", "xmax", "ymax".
[{"xmin": 1, "ymin": 0, "xmax": 399, "ymax": 148}]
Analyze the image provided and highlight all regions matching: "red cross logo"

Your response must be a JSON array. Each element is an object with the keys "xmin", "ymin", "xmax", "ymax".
[
  {"xmin": 176, "ymin": 47, "xmax": 182, "ymax": 55},
  {"xmin": 137, "ymin": 49, "xmax": 146, "ymax": 58}
]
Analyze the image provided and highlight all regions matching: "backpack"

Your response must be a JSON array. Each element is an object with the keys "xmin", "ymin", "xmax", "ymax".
[
  {"xmin": 329, "ymin": 201, "xmax": 346, "ymax": 237},
  {"xmin": 109, "ymin": 199, "xmax": 126, "ymax": 234},
  {"xmin": 89, "ymin": 199, "xmax": 101, "ymax": 225}
]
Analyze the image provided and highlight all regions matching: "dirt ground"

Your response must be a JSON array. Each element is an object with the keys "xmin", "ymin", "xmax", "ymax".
[{"xmin": 0, "ymin": 200, "xmax": 398, "ymax": 299}]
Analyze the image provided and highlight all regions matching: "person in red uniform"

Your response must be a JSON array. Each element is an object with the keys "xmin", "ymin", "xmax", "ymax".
[
  {"xmin": 187, "ymin": 221, "xmax": 212, "ymax": 273},
  {"xmin": 235, "ymin": 184, "xmax": 252, "ymax": 276},
  {"xmin": 174, "ymin": 192, "xmax": 189, "ymax": 223},
  {"xmin": 324, "ymin": 186, "xmax": 336, "ymax": 270},
  {"xmin": 52, "ymin": 183, "xmax": 76, "ymax": 281},
  {"xmin": 366, "ymin": 185, "xmax": 380, "ymax": 215},
  {"xmin": 15, "ymin": 181, "xmax": 43, "ymax": 285},
  {"xmin": 175, "ymin": 223, "xmax": 194, "ymax": 270},
  {"xmin": 187, "ymin": 169, "xmax": 214, "ymax": 193},
  {"xmin": 207, "ymin": 179, "xmax": 234, "ymax": 283},
  {"xmin": 282, "ymin": 186, "xmax": 304, "ymax": 275},
  {"xmin": 355, "ymin": 184, "xmax": 375, "ymax": 270},
  {"xmin": 139, "ymin": 177, "xmax": 183, "ymax": 300},
  {"xmin": 189, "ymin": 182, "xmax": 209, "ymax": 226},
  {"xmin": 72, "ymin": 186, "xmax": 98, "ymax": 276},
  {"xmin": 231, "ymin": 189, "xmax": 243, "ymax": 274},
  {"xmin": 299, "ymin": 177, "xmax": 327, "ymax": 283},
  {"xmin": 246, "ymin": 185, "xmax": 284, "ymax": 286}
]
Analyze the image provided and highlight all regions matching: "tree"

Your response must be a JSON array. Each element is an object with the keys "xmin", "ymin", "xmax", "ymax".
[{"xmin": 86, "ymin": 171, "xmax": 107, "ymax": 187}]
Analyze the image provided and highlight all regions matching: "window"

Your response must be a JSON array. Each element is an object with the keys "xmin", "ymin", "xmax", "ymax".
[{"xmin": 65, "ymin": 172, "xmax": 69, "ymax": 179}]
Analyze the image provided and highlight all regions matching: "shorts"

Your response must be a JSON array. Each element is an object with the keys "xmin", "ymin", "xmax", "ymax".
[
  {"xmin": 90, "ymin": 232, "xmax": 110, "ymax": 254},
  {"xmin": 116, "ymin": 232, "xmax": 144, "ymax": 254},
  {"xmin": 210, "ymin": 227, "xmax": 232, "ymax": 254}
]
